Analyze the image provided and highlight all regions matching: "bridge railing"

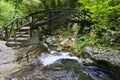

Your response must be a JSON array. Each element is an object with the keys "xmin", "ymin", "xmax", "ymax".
[
  {"xmin": 29, "ymin": 9, "xmax": 92, "ymax": 28},
  {"xmin": 4, "ymin": 8, "xmax": 93, "ymax": 41},
  {"xmin": 4, "ymin": 16, "xmax": 31, "ymax": 40},
  {"xmin": 4, "ymin": 18, "xmax": 18, "ymax": 40},
  {"xmin": 29, "ymin": 9, "xmax": 79, "ymax": 28}
]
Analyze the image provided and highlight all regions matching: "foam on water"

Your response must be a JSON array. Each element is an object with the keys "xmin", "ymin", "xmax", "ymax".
[{"xmin": 38, "ymin": 51, "xmax": 82, "ymax": 66}]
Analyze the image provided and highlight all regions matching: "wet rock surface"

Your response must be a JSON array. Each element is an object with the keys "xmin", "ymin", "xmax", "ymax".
[{"xmin": 82, "ymin": 46, "xmax": 120, "ymax": 68}]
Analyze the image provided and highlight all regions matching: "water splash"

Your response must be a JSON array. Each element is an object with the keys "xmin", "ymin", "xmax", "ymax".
[{"xmin": 38, "ymin": 51, "xmax": 82, "ymax": 67}]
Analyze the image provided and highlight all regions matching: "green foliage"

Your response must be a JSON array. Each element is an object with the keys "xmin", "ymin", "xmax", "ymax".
[
  {"xmin": 18, "ymin": 0, "xmax": 44, "ymax": 14},
  {"xmin": 0, "ymin": 1, "xmax": 14, "ymax": 25},
  {"xmin": 41, "ymin": 0, "xmax": 78, "ymax": 8},
  {"xmin": 74, "ymin": 32, "xmax": 97, "ymax": 53},
  {"xmin": 73, "ymin": 0, "xmax": 120, "ymax": 53},
  {"xmin": 0, "ymin": 1, "xmax": 23, "ymax": 25},
  {"xmin": 17, "ymin": 0, "xmax": 79, "ymax": 15},
  {"xmin": 78, "ymin": 0, "xmax": 120, "ymax": 30}
]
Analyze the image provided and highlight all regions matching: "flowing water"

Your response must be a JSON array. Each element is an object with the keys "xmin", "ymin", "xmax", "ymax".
[
  {"xmin": 37, "ymin": 51, "xmax": 120, "ymax": 80},
  {"xmin": 38, "ymin": 51, "xmax": 82, "ymax": 67},
  {"xmin": 5, "ymin": 49, "xmax": 120, "ymax": 80}
]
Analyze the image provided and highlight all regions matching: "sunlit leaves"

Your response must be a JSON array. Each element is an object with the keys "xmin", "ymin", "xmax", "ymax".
[
  {"xmin": 78, "ymin": 0, "xmax": 120, "ymax": 30},
  {"xmin": 41, "ymin": 0, "xmax": 78, "ymax": 8},
  {"xmin": 0, "ymin": 1, "xmax": 14, "ymax": 25},
  {"xmin": 20, "ymin": 0, "xmax": 44, "ymax": 14}
]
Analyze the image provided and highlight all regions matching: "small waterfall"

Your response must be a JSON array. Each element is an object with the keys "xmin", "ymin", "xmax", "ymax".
[
  {"xmin": 37, "ymin": 51, "xmax": 118, "ymax": 80},
  {"xmin": 38, "ymin": 51, "xmax": 82, "ymax": 67}
]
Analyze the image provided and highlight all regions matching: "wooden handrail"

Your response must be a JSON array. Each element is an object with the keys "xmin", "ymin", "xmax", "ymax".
[
  {"xmin": 4, "ymin": 8, "xmax": 93, "ymax": 42},
  {"xmin": 4, "ymin": 15, "xmax": 31, "ymax": 40}
]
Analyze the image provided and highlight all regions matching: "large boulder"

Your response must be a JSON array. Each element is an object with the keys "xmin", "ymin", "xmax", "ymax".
[{"xmin": 82, "ymin": 46, "xmax": 120, "ymax": 68}]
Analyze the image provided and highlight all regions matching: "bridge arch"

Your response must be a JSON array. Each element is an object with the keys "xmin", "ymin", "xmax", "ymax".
[
  {"xmin": 29, "ymin": 9, "xmax": 92, "ymax": 29},
  {"xmin": 4, "ymin": 8, "xmax": 93, "ymax": 41}
]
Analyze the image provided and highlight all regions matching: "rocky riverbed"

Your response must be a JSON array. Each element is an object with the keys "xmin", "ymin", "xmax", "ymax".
[{"xmin": 0, "ymin": 35, "xmax": 120, "ymax": 80}]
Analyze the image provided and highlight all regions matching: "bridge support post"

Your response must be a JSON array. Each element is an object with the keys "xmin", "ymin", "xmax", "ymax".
[
  {"xmin": 30, "ymin": 16, "xmax": 33, "ymax": 37},
  {"xmin": 4, "ymin": 27, "xmax": 8, "ymax": 41}
]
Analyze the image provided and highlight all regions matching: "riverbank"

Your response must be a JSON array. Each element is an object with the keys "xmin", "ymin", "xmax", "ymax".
[{"xmin": 0, "ymin": 35, "xmax": 120, "ymax": 80}]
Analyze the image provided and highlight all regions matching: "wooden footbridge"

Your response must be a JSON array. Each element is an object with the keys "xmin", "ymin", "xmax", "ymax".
[{"xmin": 4, "ymin": 8, "xmax": 92, "ymax": 47}]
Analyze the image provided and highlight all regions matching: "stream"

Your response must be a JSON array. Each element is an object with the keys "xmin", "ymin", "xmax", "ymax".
[
  {"xmin": 36, "ymin": 51, "xmax": 119, "ymax": 80},
  {"xmin": 6, "ymin": 50, "xmax": 120, "ymax": 80}
]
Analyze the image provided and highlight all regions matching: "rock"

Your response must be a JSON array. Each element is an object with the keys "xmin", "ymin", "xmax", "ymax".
[
  {"xmin": 0, "ymin": 26, "xmax": 4, "ymax": 40},
  {"xmin": 60, "ymin": 37, "xmax": 75, "ymax": 46},
  {"xmin": 82, "ymin": 58, "xmax": 94, "ymax": 65},
  {"xmin": 46, "ymin": 36, "xmax": 54, "ymax": 44},
  {"xmin": 82, "ymin": 46, "xmax": 120, "ymax": 68},
  {"xmin": 16, "ymin": 43, "xmax": 50, "ymax": 64},
  {"xmin": 5, "ymin": 64, "xmax": 46, "ymax": 80},
  {"xmin": 6, "ymin": 59, "xmax": 93, "ymax": 80},
  {"xmin": 45, "ymin": 35, "xmax": 75, "ymax": 52},
  {"xmin": 46, "ymin": 36, "xmax": 57, "ymax": 44},
  {"xmin": 0, "ymin": 41, "xmax": 21, "ymax": 79},
  {"xmin": 57, "ymin": 37, "xmax": 75, "ymax": 51},
  {"xmin": 45, "ymin": 35, "xmax": 64, "ymax": 46},
  {"xmin": 82, "ymin": 47, "xmax": 93, "ymax": 59}
]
